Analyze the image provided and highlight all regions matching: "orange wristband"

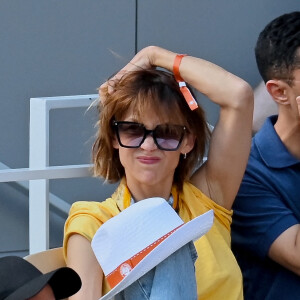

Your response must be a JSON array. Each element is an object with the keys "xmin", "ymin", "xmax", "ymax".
[
  {"xmin": 173, "ymin": 54, "xmax": 187, "ymax": 82},
  {"xmin": 173, "ymin": 54, "xmax": 198, "ymax": 111}
]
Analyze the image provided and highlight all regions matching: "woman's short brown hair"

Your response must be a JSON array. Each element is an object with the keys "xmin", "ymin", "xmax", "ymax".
[{"xmin": 92, "ymin": 69, "xmax": 211, "ymax": 190}]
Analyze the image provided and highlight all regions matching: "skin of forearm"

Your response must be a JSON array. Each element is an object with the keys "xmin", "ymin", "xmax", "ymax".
[{"xmin": 151, "ymin": 46, "xmax": 253, "ymax": 110}]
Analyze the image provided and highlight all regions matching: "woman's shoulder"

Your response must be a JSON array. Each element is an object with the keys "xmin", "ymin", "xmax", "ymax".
[
  {"xmin": 69, "ymin": 200, "xmax": 102, "ymax": 213},
  {"xmin": 69, "ymin": 198, "xmax": 120, "ymax": 218}
]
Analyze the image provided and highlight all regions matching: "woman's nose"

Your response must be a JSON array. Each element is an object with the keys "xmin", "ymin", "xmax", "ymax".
[{"xmin": 140, "ymin": 135, "xmax": 158, "ymax": 150}]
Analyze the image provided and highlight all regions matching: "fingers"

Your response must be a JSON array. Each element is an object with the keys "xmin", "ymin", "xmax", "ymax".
[
  {"xmin": 98, "ymin": 46, "xmax": 158, "ymax": 99},
  {"xmin": 99, "ymin": 48, "xmax": 154, "ymax": 96}
]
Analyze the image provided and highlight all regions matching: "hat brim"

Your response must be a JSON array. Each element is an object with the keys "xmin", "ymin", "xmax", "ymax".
[
  {"xmin": 5, "ymin": 267, "xmax": 81, "ymax": 300},
  {"xmin": 100, "ymin": 209, "xmax": 213, "ymax": 300}
]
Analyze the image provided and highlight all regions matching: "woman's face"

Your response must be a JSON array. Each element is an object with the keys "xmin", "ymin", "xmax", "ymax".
[{"xmin": 113, "ymin": 107, "xmax": 194, "ymax": 190}]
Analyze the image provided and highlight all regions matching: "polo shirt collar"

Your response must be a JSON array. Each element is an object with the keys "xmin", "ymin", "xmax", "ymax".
[{"xmin": 254, "ymin": 115, "xmax": 300, "ymax": 168}]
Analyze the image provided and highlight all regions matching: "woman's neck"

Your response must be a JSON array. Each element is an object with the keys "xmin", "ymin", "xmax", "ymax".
[{"xmin": 126, "ymin": 178, "xmax": 174, "ymax": 202}]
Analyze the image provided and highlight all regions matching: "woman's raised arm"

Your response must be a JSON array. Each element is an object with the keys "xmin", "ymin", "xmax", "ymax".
[{"xmin": 156, "ymin": 47, "xmax": 254, "ymax": 210}]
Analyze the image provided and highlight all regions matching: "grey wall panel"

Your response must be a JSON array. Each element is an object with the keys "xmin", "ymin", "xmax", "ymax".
[
  {"xmin": 49, "ymin": 106, "xmax": 118, "ymax": 205},
  {"xmin": 0, "ymin": 0, "xmax": 136, "ymax": 169},
  {"xmin": 0, "ymin": 0, "xmax": 135, "ymax": 254},
  {"xmin": 0, "ymin": 183, "xmax": 65, "ymax": 255}
]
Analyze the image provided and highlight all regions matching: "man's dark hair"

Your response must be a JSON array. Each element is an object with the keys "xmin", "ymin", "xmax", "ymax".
[{"xmin": 255, "ymin": 11, "xmax": 300, "ymax": 84}]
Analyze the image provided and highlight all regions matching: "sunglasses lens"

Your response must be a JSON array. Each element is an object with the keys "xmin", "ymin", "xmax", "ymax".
[
  {"xmin": 114, "ymin": 121, "xmax": 185, "ymax": 150},
  {"xmin": 116, "ymin": 122, "xmax": 145, "ymax": 147},
  {"xmin": 154, "ymin": 125, "xmax": 185, "ymax": 150}
]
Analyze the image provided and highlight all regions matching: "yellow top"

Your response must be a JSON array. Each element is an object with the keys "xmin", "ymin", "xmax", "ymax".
[{"xmin": 63, "ymin": 179, "xmax": 243, "ymax": 299}]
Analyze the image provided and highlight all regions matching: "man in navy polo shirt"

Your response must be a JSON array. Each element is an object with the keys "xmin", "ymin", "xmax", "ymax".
[{"xmin": 232, "ymin": 11, "xmax": 300, "ymax": 300}]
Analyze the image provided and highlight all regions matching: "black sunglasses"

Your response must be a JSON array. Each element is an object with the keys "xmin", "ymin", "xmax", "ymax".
[{"xmin": 113, "ymin": 121, "xmax": 186, "ymax": 151}]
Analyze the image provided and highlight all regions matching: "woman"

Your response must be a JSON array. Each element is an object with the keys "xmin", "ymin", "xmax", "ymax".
[{"xmin": 63, "ymin": 46, "xmax": 253, "ymax": 299}]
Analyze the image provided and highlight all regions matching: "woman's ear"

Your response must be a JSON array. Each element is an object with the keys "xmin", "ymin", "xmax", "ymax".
[
  {"xmin": 266, "ymin": 80, "xmax": 289, "ymax": 105},
  {"xmin": 181, "ymin": 134, "xmax": 195, "ymax": 155},
  {"xmin": 112, "ymin": 136, "xmax": 119, "ymax": 149}
]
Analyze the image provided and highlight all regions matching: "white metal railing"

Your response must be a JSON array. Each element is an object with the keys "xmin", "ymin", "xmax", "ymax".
[
  {"xmin": 0, "ymin": 164, "xmax": 92, "ymax": 183},
  {"xmin": 1, "ymin": 94, "xmax": 98, "ymax": 254},
  {"xmin": 0, "ymin": 161, "xmax": 79, "ymax": 214}
]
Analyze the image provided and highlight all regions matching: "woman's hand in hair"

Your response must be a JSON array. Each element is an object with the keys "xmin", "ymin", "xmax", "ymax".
[{"xmin": 99, "ymin": 46, "xmax": 158, "ymax": 96}]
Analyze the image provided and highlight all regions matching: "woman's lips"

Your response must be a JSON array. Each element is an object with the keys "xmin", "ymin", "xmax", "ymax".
[{"xmin": 137, "ymin": 156, "xmax": 161, "ymax": 164}]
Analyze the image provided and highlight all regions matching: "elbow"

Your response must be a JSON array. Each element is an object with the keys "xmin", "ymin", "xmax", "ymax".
[{"xmin": 233, "ymin": 81, "xmax": 254, "ymax": 111}]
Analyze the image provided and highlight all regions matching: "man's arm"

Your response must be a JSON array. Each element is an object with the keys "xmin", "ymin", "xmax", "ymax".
[
  {"xmin": 232, "ymin": 173, "xmax": 299, "ymax": 274},
  {"xmin": 269, "ymin": 225, "xmax": 300, "ymax": 276}
]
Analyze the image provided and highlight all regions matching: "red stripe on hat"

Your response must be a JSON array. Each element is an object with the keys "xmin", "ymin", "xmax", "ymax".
[{"xmin": 106, "ymin": 223, "xmax": 184, "ymax": 289}]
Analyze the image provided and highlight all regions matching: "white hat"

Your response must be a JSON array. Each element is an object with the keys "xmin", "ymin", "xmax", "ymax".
[{"xmin": 91, "ymin": 197, "xmax": 214, "ymax": 300}]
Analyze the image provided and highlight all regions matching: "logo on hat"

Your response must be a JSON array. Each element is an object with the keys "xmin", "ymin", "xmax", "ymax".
[{"xmin": 120, "ymin": 263, "xmax": 132, "ymax": 278}]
